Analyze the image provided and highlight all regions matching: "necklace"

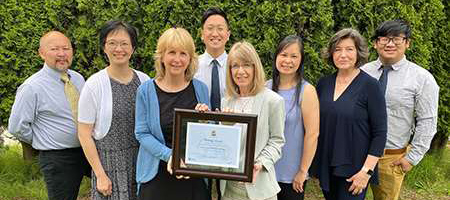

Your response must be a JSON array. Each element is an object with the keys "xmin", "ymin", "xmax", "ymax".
[{"xmin": 235, "ymin": 96, "xmax": 253, "ymax": 113}]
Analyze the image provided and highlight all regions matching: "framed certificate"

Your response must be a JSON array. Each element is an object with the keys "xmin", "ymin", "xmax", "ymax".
[{"xmin": 172, "ymin": 108, "xmax": 257, "ymax": 182}]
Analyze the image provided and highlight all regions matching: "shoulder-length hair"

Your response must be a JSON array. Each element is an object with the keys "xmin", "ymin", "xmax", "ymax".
[
  {"xmin": 225, "ymin": 41, "xmax": 266, "ymax": 98},
  {"xmin": 154, "ymin": 27, "xmax": 198, "ymax": 81},
  {"xmin": 322, "ymin": 28, "xmax": 368, "ymax": 68}
]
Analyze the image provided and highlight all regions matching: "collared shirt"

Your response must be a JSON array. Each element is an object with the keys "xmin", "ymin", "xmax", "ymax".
[
  {"xmin": 361, "ymin": 56, "xmax": 439, "ymax": 165},
  {"xmin": 8, "ymin": 64, "xmax": 85, "ymax": 150},
  {"xmin": 194, "ymin": 51, "xmax": 227, "ymax": 98}
]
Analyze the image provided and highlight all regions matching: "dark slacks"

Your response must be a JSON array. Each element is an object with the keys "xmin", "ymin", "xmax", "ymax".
[
  {"xmin": 208, "ymin": 178, "xmax": 221, "ymax": 200},
  {"xmin": 38, "ymin": 147, "xmax": 91, "ymax": 200},
  {"xmin": 138, "ymin": 162, "xmax": 209, "ymax": 200},
  {"xmin": 277, "ymin": 181, "xmax": 307, "ymax": 200},
  {"xmin": 322, "ymin": 175, "xmax": 367, "ymax": 200}
]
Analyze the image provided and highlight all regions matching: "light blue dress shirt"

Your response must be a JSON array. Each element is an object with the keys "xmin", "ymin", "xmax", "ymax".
[{"xmin": 8, "ymin": 64, "xmax": 85, "ymax": 150}]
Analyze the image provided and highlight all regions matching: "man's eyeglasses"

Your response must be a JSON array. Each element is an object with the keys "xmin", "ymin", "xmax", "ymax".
[{"xmin": 377, "ymin": 36, "xmax": 407, "ymax": 45}]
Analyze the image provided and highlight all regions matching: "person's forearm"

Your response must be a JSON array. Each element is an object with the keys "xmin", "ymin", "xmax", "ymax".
[
  {"xmin": 78, "ymin": 124, "xmax": 107, "ymax": 178},
  {"xmin": 362, "ymin": 155, "xmax": 380, "ymax": 170},
  {"xmin": 299, "ymin": 131, "xmax": 318, "ymax": 173},
  {"xmin": 405, "ymin": 116, "xmax": 437, "ymax": 165}
]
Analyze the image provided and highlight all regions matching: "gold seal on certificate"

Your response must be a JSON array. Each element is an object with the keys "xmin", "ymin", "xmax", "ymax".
[{"xmin": 172, "ymin": 108, "xmax": 257, "ymax": 182}]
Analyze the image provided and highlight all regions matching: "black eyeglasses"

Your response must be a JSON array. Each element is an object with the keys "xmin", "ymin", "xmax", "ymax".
[{"xmin": 377, "ymin": 36, "xmax": 407, "ymax": 45}]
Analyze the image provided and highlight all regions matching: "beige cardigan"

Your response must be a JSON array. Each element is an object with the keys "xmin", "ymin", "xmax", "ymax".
[{"xmin": 220, "ymin": 88, "xmax": 285, "ymax": 200}]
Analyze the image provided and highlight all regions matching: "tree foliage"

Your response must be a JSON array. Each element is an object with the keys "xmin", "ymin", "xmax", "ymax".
[
  {"xmin": 0, "ymin": 0, "xmax": 448, "ymax": 149},
  {"xmin": 331, "ymin": 0, "xmax": 449, "ymax": 150}
]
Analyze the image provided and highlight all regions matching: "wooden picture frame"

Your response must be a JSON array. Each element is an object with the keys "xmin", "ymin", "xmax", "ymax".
[{"xmin": 172, "ymin": 108, "xmax": 258, "ymax": 182}]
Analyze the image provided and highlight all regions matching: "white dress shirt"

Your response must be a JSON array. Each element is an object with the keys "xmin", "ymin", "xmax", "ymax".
[{"xmin": 194, "ymin": 51, "xmax": 227, "ymax": 98}]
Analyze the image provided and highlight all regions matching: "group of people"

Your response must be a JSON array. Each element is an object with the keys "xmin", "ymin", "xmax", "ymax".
[{"xmin": 7, "ymin": 6, "xmax": 439, "ymax": 200}]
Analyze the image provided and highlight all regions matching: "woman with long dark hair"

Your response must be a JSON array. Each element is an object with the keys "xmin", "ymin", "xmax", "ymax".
[{"xmin": 268, "ymin": 35, "xmax": 319, "ymax": 200}]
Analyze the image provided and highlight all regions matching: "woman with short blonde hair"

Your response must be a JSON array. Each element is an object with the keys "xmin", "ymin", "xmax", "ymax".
[
  {"xmin": 134, "ymin": 27, "xmax": 210, "ymax": 200},
  {"xmin": 220, "ymin": 41, "xmax": 285, "ymax": 200},
  {"xmin": 225, "ymin": 41, "xmax": 266, "ymax": 98},
  {"xmin": 153, "ymin": 27, "xmax": 198, "ymax": 81}
]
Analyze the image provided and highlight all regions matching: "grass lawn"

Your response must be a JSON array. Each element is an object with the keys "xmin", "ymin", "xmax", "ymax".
[
  {"xmin": 0, "ymin": 144, "xmax": 449, "ymax": 200},
  {"xmin": 305, "ymin": 145, "xmax": 450, "ymax": 200}
]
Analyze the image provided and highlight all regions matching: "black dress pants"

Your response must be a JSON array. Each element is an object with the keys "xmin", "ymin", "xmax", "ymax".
[
  {"xmin": 38, "ymin": 147, "xmax": 91, "ymax": 200},
  {"xmin": 322, "ymin": 175, "xmax": 367, "ymax": 200},
  {"xmin": 138, "ymin": 162, "xmax": 209, "ymax": 200}
]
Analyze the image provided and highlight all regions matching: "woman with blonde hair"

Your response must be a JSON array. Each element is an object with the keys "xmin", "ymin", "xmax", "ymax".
[
  {"xmin": 134, "ymin": 27, "xmax": 210, "ymax": 200},
  {"xmin": 220, "ymin": 41, "xmax": 285, "ymax": 200}
]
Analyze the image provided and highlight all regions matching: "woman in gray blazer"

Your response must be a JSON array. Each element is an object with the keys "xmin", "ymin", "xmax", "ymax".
[{"xmin": 219, "ymin": 41, "xmax": 285, "ymax": 200}]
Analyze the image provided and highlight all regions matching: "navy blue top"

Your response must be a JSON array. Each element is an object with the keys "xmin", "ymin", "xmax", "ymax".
[{"xmin": 310, "ymin": 71, "xmax": 387, "ymax": 191}]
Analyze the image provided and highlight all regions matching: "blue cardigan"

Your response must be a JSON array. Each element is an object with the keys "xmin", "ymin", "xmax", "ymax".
[{"xmin": 134, "ymin": 79, "xmax": 210, "ymax": 190}]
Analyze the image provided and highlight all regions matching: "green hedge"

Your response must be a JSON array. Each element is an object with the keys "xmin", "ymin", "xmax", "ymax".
[
  {"xmin": 331, "ymin": 0, "xmax": 449, "ymax": 150},
  {"xmin": 0, "ymin": 0, "xmax": 448, "ymax": 149}
]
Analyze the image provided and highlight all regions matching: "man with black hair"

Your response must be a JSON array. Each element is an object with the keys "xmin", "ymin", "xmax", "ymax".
[
  {"xmin": 195, "ymin": 7, "xmax": 231, "ymax": 112},
  {"xmin": 194, "ymin": 8, "xmax": 231, "ymax": 200},
  {"xmin": 361, "ymin": 20, "xmax": 439, "ymax": 200}
]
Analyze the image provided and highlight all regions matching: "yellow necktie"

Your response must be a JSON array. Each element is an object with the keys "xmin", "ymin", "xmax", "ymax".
[{"xmin": 60, "ymin": 72, "xmax": 79, "ymax": 123}]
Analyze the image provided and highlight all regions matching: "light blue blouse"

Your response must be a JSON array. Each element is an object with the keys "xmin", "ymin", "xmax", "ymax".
[{"xmin": 268, "ymin": 80, "xmax": 308, "ymax": 183}]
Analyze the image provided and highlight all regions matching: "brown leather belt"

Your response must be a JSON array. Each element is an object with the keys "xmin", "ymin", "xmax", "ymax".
[{"xmin": 384, "ymin": 147, "xmax": 407, "ymax": 155}]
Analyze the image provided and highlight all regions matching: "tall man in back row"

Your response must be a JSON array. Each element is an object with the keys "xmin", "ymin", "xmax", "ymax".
[
  {"xmin": 195, "ymin": 7, "xmax": 231, "ymax": 111},
  {"xmin": 8, "ymin": 31, "xmax": 91, "ymax": 200},
  {"xmin": 361, "ymin": 20, "xmax": 439, "ymax": 200},
  {"xmin": 194, "ymin": 7, "xmax": 231, "ymax": 200}
]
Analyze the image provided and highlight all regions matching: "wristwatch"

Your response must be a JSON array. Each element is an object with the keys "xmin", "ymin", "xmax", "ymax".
[{"xmin": 362, "ymin": 166, "xmax": 374, "ymax": 176}]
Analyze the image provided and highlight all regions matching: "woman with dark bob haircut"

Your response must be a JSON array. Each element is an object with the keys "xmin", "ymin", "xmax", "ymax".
[
  {"xmin": 78, "ymin": 20, "xmax": 150, "ymax": 199},
  {"xmin": 310, "ymin": 28, "xmax": 387, "ymax": 200},
  {"xmin": 267, "ymin": 35, "xmax": 319, "ymax": 200}
]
